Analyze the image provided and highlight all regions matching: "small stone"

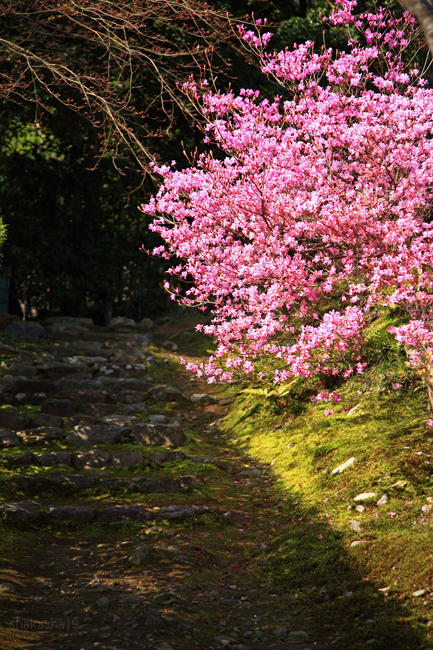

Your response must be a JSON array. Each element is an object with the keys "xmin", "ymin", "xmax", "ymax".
[
  {"xmin": 365, "ymin": 639, "xmax": 376, "ymax": 645},
  {"xmin": 0, "ymin": 411, "xmax": 31, "ymax": 430},
  {"xmin": 111, "ymin": 451, "xmax": 143, "ymax": 468},
  {"xmin": 102, "ymin": 415, "xmax": 140, "ymax": 426},
  {"xmin": 132, "ymin": 423, "xmax": 185, "ymax": 448},
  {"xmin": 391, "ymin": 480, "xmax": 407, "ymax": 489},
  {"xmin": 0, "ymin": 500, "xmax": 42, "ymax": 522},
  {"xmin": 376, "ymin": 494, "xmax": 388, "ymax": 506},
  {"xmin": 64, "ymin": 415, "xmax": 98, "ymax": 427},
  {"xmin": 332, "ymin": 457, "xmax": 355, "ymax": 475},
  {"xmin": 0, "ymin": 582, "xmax": 17, "ymax": 593},
  {"xmin": 32, "ymin": 413, "xmax": 63, "ymax": 429},
  {"xmin": 65, "ymin": 424, "xmax": 130, "ymax": 446},
  {"xmin": 102, "ymin": 505, "xmax": 152, "ymax": 522},
  {"xmin": 139, "ymin": 318, "xmax": 154, "ymax": 331},
  {"xmin": 110, "ymin": 316, "xmax": 136, "ymax": 329},
  {"xmin": 122, "ymin": 403, "xmax": 150, "ymax": 416},
  {"xmin": 355, "ymin": 505, "xmax": 365, "ymax": 513},
  {"xmin": 272, "ymin": 627, "xmax": 287, "ymax": 639},
  {"xmin": 149, "ymin": 385, "xmax": 183, "ymax": 402},
  {"xmin": 79, "ymin": 403, "xmax": 117, "ymax": 418},
  {"xmin": 144, "ymin": 608, "xmax": 164, "ymax": 626},
  {"xmin": 350, "ymin": 520, "xmax": 363, "ymax": 532},
  {"xmin": 147, "ymin": 451, "xmax": 186, "ymax": 465},
  {"xmin": 129, "ymin": 544, "xmax": 151, "ymax": 564},
  {"xmin": 413, "ymin": 589, "xmax": 426, "ymax": 597},
  {"xmin": 111, "ymin": 390, "xmax": 148, "ymax": 404},
  {"xmin": 8, "ymin": 451, "xmax": 37, "ymax": 467},
  {"xmin": 287, "ymin": 631, "xmax": 309, "ymax": 640},
  {"xmin": 191, "ymin": 393, "xmax": 217, "ymax": 405},
  {"xmin": 354, "ymin": 492, "xmax": 376, "ymax": 502},
  {"xmin": 350, "ymin": 539, "xmax": 368, "ymax": 547},
  {"xmin": 136, "ymin": 475, "xmax": 202, "ymax": 494},
  {"xmin": 41, "ymin": 398, "xmax": 77, "ymax": 417},
  {"xmin": 47, "ymin": 505, "xmax": 96, "ymax": 523},
  {"xmin": 158, "ymin": 505, "xmax": 210, "ymax": 520},
  {"xmin": 71, "ymin": 450, "xmax": 111, "ymax": 470},
  {"xmin": 0, "ymin": 429, "xmax": 21, "ymax": 447},
  {"xmin": 95, "ymin": 597, "xmax": 110, "ymax": 607},
  {"xmin": 39, "ymin": 451, "xmax": 71, "ymax": 467},
  {"xmin": 51, "ymin": 474, "xmax": 97, "ymax": 489},
  {"xmin": 343, "ymin": 591, "xmax": 354, "ymax": 598},
  {"xmin": 5, "ymin": 321, "xmax": 46, "ymax": 338}
]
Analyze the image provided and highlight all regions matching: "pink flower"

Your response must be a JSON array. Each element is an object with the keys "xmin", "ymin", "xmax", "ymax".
[{"xmin": 324, "ymin": 409, "xmax": 334, "ymax": 417}]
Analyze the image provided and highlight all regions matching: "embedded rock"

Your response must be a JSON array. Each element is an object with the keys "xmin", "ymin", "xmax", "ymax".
[
  {"xmin": 129, "ymin": 544, "xmax": 151, "ymax": 564},
  {"xmin": 132, "ymin": 423, "xmax": 185, "ymax": 448},
  {"xmin": 147, "ymin": 451, "xmax": 186, "ymax": 465},
  {"xmin": 102, "ymin": 504, "xmax": 152, "ymax": 522},
  {"xmin": 71, "ymin": 450, "xmax": 111, "ymax": 470},
  {"xmin": 102, "ymin": 414, "xmax": 140, "ymax": 427},
  {"xmin": 136, "ymin": 475, "xmax": 202, "ymax": 493},
  {"xmin": 65, "ymin": 425, "xmax": 130, "ymax": 446},
  {"xmin": 158, "ymin": 505, "xmax": 210, "ymax": 520},
  {"xmin": 39, "ymin": 451, "xmax": 72, "ymax": 467},
  {"xmin": 332, "ymin": 457, "xmax": 355, "ymax": 475},
  {"xmin": 0, "ymin": 411, "xmax": 31, "ymax": 430},
  {"xmin": 149, "ymin": 385, "xmax": 183, "ymax": 402},
  {"xmin": 191, "ymin": 393, "xmax": 218, "ymax": 405},
  {"xmin": 41, "ymin": 398, "xmax": 77, "ymax": 417},
  {"xmin": 51, "ymin": 474, "xmax": 98, "ymax": 490},
  {"xmin": 0, "ymin": 500, "xmax": 42, "ymax": 522},
  {"xmin": 122, "ymin": 402, "xmax": 149, "ymax": 416},
  {"xmin": 31, "ymin": 413, "xmax": 63, "ymax": 429},
  {"xmin": 111, "ymin": 451, "xmax": 144, "ymax": 468},
  {"xmin": 0, "ymin": 429, "xmax": 21, "ymax": 447},
  {"xmin": 47, "ymin": 505, "xmax": 97, "ymax": 522},
  {"xmin": 5, "ymin": 322, "xmax": 46, "ymax": 338},
  {"xmin": 78, "ymin": 403, "xmax": 117, "ymax": 418}
]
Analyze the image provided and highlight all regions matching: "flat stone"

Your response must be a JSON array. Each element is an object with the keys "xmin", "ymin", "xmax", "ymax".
[
  {"xmin": 0, "ymin": 500, "xmax": 42, "ymax": 522},
  {"xmin": 99, "ymin": 477, "xmax": 131, "ymax": 489},
  {"xmin": 45, "ymin": 316, "xmax": 94, "ymax": 327},
  {"xmin": 132, "ymin": 423, "xmax": 185, "ymax": 448},
  {"xmin": 39, "ymin": 451, "xmax": 72, "ymax": 467},
  {"xmin": 56, "ymin": 389, "xmax": 110, "ymax": 403},
  {"xmin": 55, "ymin": 378, "xmax": 106, "ymax": 392},
  {"xmin": 5, "ymin": 322, "xmax": 46, "ymax": 338},
  {"xmin": 8, "ymin": 452, "xmax": 37, "ymax": 467},
  {"xmin": 350, "ymin": 539, "xmax": 368, "ymax": 547},
  {"xmin": 0, "ymin": 429, "xmax": 21, "ymax": 447},
  {"xmin": 102, "ymin": 505, "xmax": 152, "ymax": 522},
  {"xmin": 149, "ymin": 385, "xmax": 183, "ymax": 402},
  {"xmin": 377, "ymin": 494, "xmax": 388, "ymax": 506},
  {"xmin": 15, "ymin": 392, "xmax": 48, "ymax": 406},
  {"xmin": 65, "ymin": 425, "xmax": 131, "ymax": 446},
  {"xmin": 95, "ymin": 597, "xmax": 110, "ymax": 607},
  {"xmin": 38, "ymin": 360, "xmax": 90, "ymax": 379},
  {"xmin": 144, "ymin": 608, "xmax": 164, "ymax": 626},
  {"xmin": 350, "ymin": 520, "xmax": 363, "ymax": 532},
  {"xmin": 79, "ymin": 403, "xmax": 117, "ymax": 417},
  {"xmin": 64, "ymin": 415, "xmax": 98, "ymax": 427},
  {"xmin": 41, "ymin": 398, "xmax": 77, "ymax": 417},
  {"xmin": 17, "ymin": 427, "xmax": 65, "ymax": 444},
  {"xmin": 391, "ymin": 479, "xmax": 408, "ymax": 489},
  {"xmin": 111, "ymin": 451, "xmax": 144, "ymax": 468},
  {"xmin": 0, "ymin": 582, "xmax": 17, "ymax": 593},
  {"xmin": 111, "ymin": 390, "xmax": 149, "ymax": 404},
  {"xmin": 287, "ymin": 631, "xmax": 309, "ymax": 640},
  {"xmin": 129, "ymin": 544, "xmax": 151, "ymax": 564},
  {"xmin": 136, "ymin": 475, "xmax": 202, "ymax": 493},
  {"xmin": 9, "ymin": 379, "xmax": 54, "ymax": 395},
  {"xmin": 7, "ymin": 364, "xmax": 37, "ymax": 377},
  {"xmin": 98, "ymin": 377, "xmax": 153, "ymax": 391},
  {"xmin": 332, "ymin": 457, "xmax": 355, "ymax": 475},
  {"xmin": 413, "ymin": 589, "xmax": 426, "ymax": 597},
  {"xmin": 354, "ymin": 492, "xmax": 376, "ymax": 502},
  {"xmin": 0, "ymin": 393, "xmax": 14, "ymax": 406},
  {"xmin": 64, "ymin": 355, "xmax": 107, "ymax": 365},
  {"xmin": 0, "ymin": 411, "xmax": 31, "ymax": 430},
  {"xmin": 158, "ymin": 505, "xmax": 210, "ymax": 520},
  {"xmin": 355, "ymin": 505, "xmax": 365, "ymax": 512},
  {"xmin": 139, "ymin": 318, "xmax": 154, "ymax": 331},
  {"xmin": 102, "ymin": 415, "xmax": 140, "ymax": 426},
  {"xmin": 145, "ymin": 415, "xmax": 169, "ymax": 424},
  {"xmin": 191, "ymin": 393, "xmax": 218, "ymax": 405},
  {"xmin": 71, "ymin": 450, "xmax": 111, "ymax": 470},
  {"xmin": 32, "ymin": 413, "xmax": 63, "ymax": 429},
  {"xmin": 147, "ymin": 451, "xmax": 187, "ymax": 465},
  {"xmin": 47, "ymin": 505, "xmax": 97, "ymax": 522},
  {"xmin": 273, "ymin": 627, "xmax": 287, "ymax": 639},
  {"xmin": 110, "ymin": 316, "xmax": 136, "ymax": 329},
  {"xmin": 122, "ymin": 403, "xmax": 150, "ymax": 416},
  {"xmin": 51, "ymin": 474, "xmax": 98, "ymax": 489}
]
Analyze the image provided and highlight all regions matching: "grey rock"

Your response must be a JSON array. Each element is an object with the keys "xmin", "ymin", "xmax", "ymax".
[
  {"xmin": 111, "ymin": 390, "xmax": 149, "ymax": 404},
  {"xmin": 377, "ymin": 494, "xmax": 388, "ymax": 506},
  {"xmin": 0, "ymin": 429, "xmax": 21, "ymax": 447},
  {"xmin": 287, "ymin": 631, "xmax": 309, "ymax": 640},
  {"xmin": 8, "ymin": 452, "xmax": 37, "ymax": 467},
  {"xmin": 95, "ymin": 597, "xmax": 110, "ymax": 607},
  {"xmin": 17, "ymin": 427, "xmax": 65, "ymax": 444},
  {"xmin": 8, "ymin": 364, "xmax": 37, "ymax": 378},
  {"xmin": 413, "ymin": 589, "xmax": 426, "ymax": 597},
  {"xmin": 236, "ymin": 469, "xmax": 261, "ymax": 477},
  {"xmin": 354, "ymin": 492, "xmax": 376, "ymax": 502},
  {"xmin": 0, "ymin": 582, "xmax": 17, "ymax": 593},
  {"xmin": 110, "ymin": 316, "xmax": 136, "ymax": 329},
  {"xmin": 122, "ymin": 403, "xmax": 150, "ymax": 416},
  {"xmin": 64, "ymin": 415, "xmax": 98, "ymax": 428},
  {"xmin": 5, "ymin": 321, "xmax": 46, "ymax": 338},
  {"xmin": 158, "ymin": 505, "xmax": 210, "ymax": 520},
  {"xmin": 38, "ymin": 360, "xmax": 89, "ymax": 379},
  {"xmin": 355, "ymin": 505, "xmax": 365, "ymax": 513},
  {"xmin": 139, "ymin": 318, "xmax": 154, "ymax": 331},
  {"xmin": 65, "ymin": 425, "xmax": 130, "ymax": 446},
  {"xmin": 155, "ymin": 644, "xmax": 173, "ymax": 650},
  {"xmin": 0, "ymin": 500, "xmax": 42, "ymax": 522},
  {"xmin": 64, "ymin": 355, "xmax": 107, "ymax": 365},
  {"xmin": 55, "ymin": 378, "xmax": 106, "ymax": 392},
  {"xmin": 332, "ymin": 457, "xmax": 355, "ymax": 475},
  {"xmin": 32, "ymin": 413, "xmax": 63, "ymax": 429},
  {"xmin": 144, "ymin": 608, "xmax": 164, "ymax": 626},
  {"xmin": 98, "ymin": 377, "xmax": 153, "ymax": 391},
  {"xmin": 39, "ymin": 451, "xmax": 72, "ymax": 467},
  {"xmin": 129, "ymin": 544, "xmax": 151, "ymax": 564},
  {"xmin": 350, "ymin": 520, "xmax": 363, "ymax": 532},
  {"xmin": 41, "ymin": 398, "xmax": 77, "ymax": 417},
  {"xmin": 99, "ymin": 477, "xmax": 131, "ymax": 490},
  {"xmin": 15, "ymin": 391, "xmax": 48, "ymax": 406},
  {"xmin": 111, "ymin": 451, "xmax": 144, "ymax": 468},
  {"xmin": 9, "ymin": 379, "xmax": 54, "ymax": 395},
  {"xmin": 391, "ymin": 480, "xmax": 407, "ymax": 489},
  {"xmin": 136, "ymin": 475, "xmax": 202, "ymax": 494},
  {"xmin": 162, "ymin": 341, "xmax": 178, "ymax": 352},
  {"xmin": 47, "ymin": 505, "xmax": 96, "ymax": 523},
  {"xmin": 57, "ymin": 389, "xmax": 110, "ymax": 403},
  {"xmin": 0, "ymin": 411, "xmax": 31, "ymax": 430},
  {"xmin": 45, "ymin": 316, "xmax": 94, "ymax": 327},
  {"xmin": 145, "ymin": 414, "xmax": 169, "ymax": 424},
  {"xmin": 191, "ymin": 393, "xmax": 218, "ymax": 405},
  {"xmin": 132, "ymin": 423, "xmax": 185, "ymax": 448},
  {"xmin": 102, "ymin": 505, "xmax": 152, "ymax": 522},
  {"xmin": 79, "ymin": 403, "xmax": 117, "ymax": 418},
  {"xmin": 147, "ymin": 451, "xmax": 186, "ymax": 465},
  {"xmin": 350, "ymin": 539, "xmax": 368, "ymax": 547},
  {"xmin": 149, "ymin": 385, "xmax": 183, "ymax": 402},
  {"xmin": 72, "ymin": 450, "xmax": 111, "ymax": 470},
  {"xmin": 102, "ymin": 415, "xmax": 140, "ymax": 426},
  {"xmin": 51, "ymin": 474, "xmax": 98, "ymax": 489},
  {"xmin": 272, "ymin": 627, "xmax": 287, "ymax": 639},
  {"xmin": 343, "ymin": 591, "xmax": 354, "ymax": 598}
]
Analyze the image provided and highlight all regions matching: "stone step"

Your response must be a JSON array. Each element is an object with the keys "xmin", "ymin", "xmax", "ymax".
[
  {"xmin": 0, "ymin": 473, "xmax": 204, "ymax": 495},
  {"xmin": 0, "ymin": 499, "xmax": 213, "ymax": 523}
]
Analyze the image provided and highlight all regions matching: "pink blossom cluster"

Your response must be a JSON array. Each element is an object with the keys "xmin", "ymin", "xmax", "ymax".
[{"xmin": 142, "ymin": 0, "xmax": 433, "ymax": 390}]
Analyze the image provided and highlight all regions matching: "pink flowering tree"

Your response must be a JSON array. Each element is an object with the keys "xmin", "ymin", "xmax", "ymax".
[{"xmin": 142, "ymin": 0, "xmax": 433, "ymax": 409}]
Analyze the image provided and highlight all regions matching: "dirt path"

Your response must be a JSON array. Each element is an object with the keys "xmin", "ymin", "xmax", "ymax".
[{"xmin": 0, "ymin": 319, "xmax": 316, "ymax": 650}]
